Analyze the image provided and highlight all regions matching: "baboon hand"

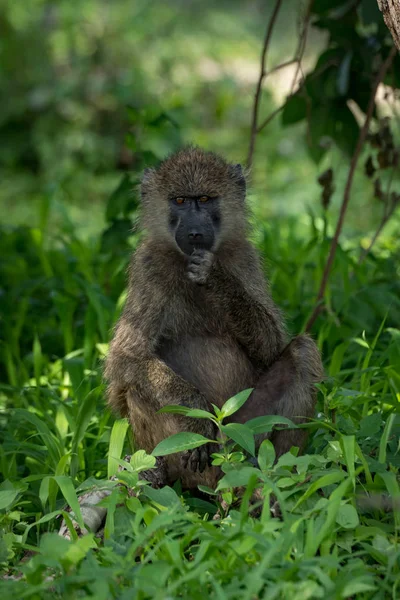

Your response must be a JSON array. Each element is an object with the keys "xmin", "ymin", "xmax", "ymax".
[
  {"xmin": 181, "ymin": 415, "xmax": 216, "ymax": 473},
  {"xmin": 187, "ymin": 249, "xmax": 214, "ymax": 285}
]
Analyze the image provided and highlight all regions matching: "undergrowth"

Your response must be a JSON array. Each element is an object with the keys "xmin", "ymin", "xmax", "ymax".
[{"xmin": 0, "ymin": 197, "xmax": 400, "ymax": 599}]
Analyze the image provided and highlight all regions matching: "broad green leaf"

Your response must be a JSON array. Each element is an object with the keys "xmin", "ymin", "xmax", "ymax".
[
  {"xmin": 152, "ymin": 432, "xmax": 211, "ymax": 456},
  {"xmin": 0, "ymin": 489, "xmax": 18, "ymax": 510},
  {"xmin": 336, "ymin": 503, "xmax": 359, "ymax": 529},
  {"xmin": 143, "ymin": 486, "xmax": 181, "ymax": 508},
  {"xmin": 219, "ymin": 388, "xmax": 253, "ymax": 418},
  {"xmin": 293, "ymin": 471, "xmax": 346, "ymax": 510},
  {"xmin": 246, "ymin": 415, "xmax": 297, "ymax": 435},
  {"xmin": 216, "ymin": 467, "xmax": 260, "ymax": 491},
  {"xmin": 277, "ymin": 477, "xmax": 297, "ymax": 489},
  {"xmin": 282, "ymin": 93, "xmax": 307, "ymax": 125},
  {"xmin": 185, "ymin": 497, "xmax": 218, "ymax": 515},
  {"xmin": 64, "ymin": 533, "xmax": 97, "ymax": 565},
  {"xmin": 221, "ymin": 423, "xmax": 255, "ymax": 456},
  {"xmin": 130, "ymin": 450, "xmax": 156, "ymax": 473},
  {"xmin": 341, "ymin": 580, "xmax": 376, "ymax": 596},
  {"xmin": 39, "ymin": 532, "xmax": 70, "ymax": 560},
  {"xmin": 357, "ymin": 414, "xmax": 381, "ymax": 437},
  {"xmin": 126, "ymin": 497, "xmax": 142, "ymax": 513},
  {"xmin": 186, "ymin": 408, "xmax": 215, "ymax": 420},
  {"xmin": 108, "ymin": 418, "xmax": 130, "ymax": 478},
  {"xmin": 117, "ymin": 471, "xmax": 139, "ymax": 488},
  {"xmin": 257, "ymin": 439, "xmax": 275, "ymax": 471}
]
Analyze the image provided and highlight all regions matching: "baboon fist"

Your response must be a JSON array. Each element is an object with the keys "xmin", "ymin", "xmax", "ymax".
[
  {"xmin": 187, "ymin": 249, "xmax": 214, "ymax": 285},
  {"xmin": 180, "ymin": 412, "xmax": 216, "ymax": 472}
]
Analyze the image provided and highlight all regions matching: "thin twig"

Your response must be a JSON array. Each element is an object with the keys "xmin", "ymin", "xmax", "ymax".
[
  {"xmin": 257, "ymin": 57, "xmax": 339, "ymax": 134},
  {"xmin": 305, "ymin": 45, "xmax": 398, "ymax": 332},
  {"xmin": 267, "ymin": 58, "xmax": 298, "ymax": 76},
  {"xmin": 256, "ymin": 104, "xmax": 285, "ymax": 133},
  {"xmin": 246, "ymin": 0, "xmax": 283, "ymax": 170},
  {"xmin": 255, "ymin": 0, "xmax": 316, "ymax": 136},
  {"xmin": 289, "ymin": 0, "xmax": 314, "ymax": 95}
]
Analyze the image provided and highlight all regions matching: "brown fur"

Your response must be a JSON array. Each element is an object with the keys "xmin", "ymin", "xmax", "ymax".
[{"xmin": 104, "ymin": 147, "xmax": 323, "ymax": 489}]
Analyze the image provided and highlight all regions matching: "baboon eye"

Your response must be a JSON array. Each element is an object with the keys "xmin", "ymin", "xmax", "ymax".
[
  {"xmin": 175, "ymin": 197, "xmax": 185, "ymax": 205},
  {"xmin": 199, "ymin": 196, "xmax": 209, "ymax": 203}
]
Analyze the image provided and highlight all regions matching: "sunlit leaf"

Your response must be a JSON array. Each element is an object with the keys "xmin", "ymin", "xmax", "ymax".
[
  {"xmin": 152, "ymin": 433, "xmax": 211, "ymax": 456},
  {"xmin": 219, "ymin": 389, "xmax": 253, "ymax": 418},
  {"xmin": 221, "ymin": 423, "xmax": 255, "ymax": 456}
]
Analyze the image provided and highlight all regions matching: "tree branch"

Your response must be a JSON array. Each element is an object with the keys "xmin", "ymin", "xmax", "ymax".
[
  {"xmin": 378, "ymin": 0, "xmax": 400, "ymax": 50},
  {"xmin": 305, "ymin": 45, "xmax": 398, "ymax": 332},
  {"xmin": 246, "ymin": 0, "xmax": 283, "ymax": 170}
]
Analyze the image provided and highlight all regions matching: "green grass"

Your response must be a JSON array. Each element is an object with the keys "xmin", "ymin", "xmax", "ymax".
[{"xmin": 1, "ymin": 201, "xmax": 400, "ymax": 599}]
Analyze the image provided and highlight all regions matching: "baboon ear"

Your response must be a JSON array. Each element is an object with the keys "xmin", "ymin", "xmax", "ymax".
[{"xmin": 229, "ymin": 163, "xmax": 246, "ymax": 191}]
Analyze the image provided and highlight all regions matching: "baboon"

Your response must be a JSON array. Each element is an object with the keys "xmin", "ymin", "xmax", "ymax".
[{"xmin": 105, "ymin": 147, "xmax": 323, "ymax": 489}]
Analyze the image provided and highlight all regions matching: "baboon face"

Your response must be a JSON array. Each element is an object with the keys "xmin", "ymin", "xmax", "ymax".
[
  {"xmin": 141, "ymin": 147, "xmax": 246, "ymax": 254},
  {"xmin": 169, "ymin": 194, "xmax": 221, "ymax": 255}
]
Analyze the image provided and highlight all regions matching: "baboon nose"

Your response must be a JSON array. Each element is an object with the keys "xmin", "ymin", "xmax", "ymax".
[{"xmin": 188, "ymin": 231, "xmax": 203, "ymax": 242}]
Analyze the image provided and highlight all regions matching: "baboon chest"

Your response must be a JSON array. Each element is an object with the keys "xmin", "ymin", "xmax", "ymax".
[
  {"xmin": 160, "ymin": 284, "xmax": 229, "ymax": 340},
  {"xmin": 156, "ymin": 284, "xmax": 255, "ymax": 403}
]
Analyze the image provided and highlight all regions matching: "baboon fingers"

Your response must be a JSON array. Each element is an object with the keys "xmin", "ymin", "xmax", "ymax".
[{"xmin": 180, "ymin": 445, "xmax": 210, "ymax": 473}]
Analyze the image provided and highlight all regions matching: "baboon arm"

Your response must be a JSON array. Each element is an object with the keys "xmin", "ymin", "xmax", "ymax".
[
  {"xmin": 208, "ymin": 259, "xmax": 286, "ymax": 368},
  {"xmin": 105, "ymin": 316, "xmax": 202, "ymax": 411}
]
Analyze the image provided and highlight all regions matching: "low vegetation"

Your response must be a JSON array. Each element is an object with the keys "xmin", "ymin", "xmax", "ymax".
[{"xmin": 1, "ymin": 201, "xmax": 399, "ymax": 597}]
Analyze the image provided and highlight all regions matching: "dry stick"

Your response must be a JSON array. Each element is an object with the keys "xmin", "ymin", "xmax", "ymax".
[
  {"xmin": 246, "ymin": 0, "xmax": 283, "ymax": 170},
  {"xmin": 305, "ymin": 45, "xmax": 398, "ymax": 332}
]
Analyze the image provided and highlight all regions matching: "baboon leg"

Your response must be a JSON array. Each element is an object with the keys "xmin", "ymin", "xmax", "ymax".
[{"xmin": 231, "ymin": 335, "xmax": 323, "ymax": 457}]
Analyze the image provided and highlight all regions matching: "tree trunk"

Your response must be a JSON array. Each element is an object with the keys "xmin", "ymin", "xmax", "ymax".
[{"xmin": 378, "ymin": 1, "xmax": 400, "ymax": 50}]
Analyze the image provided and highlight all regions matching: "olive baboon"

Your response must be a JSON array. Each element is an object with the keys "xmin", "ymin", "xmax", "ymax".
[{"xmin": 105, "ymin": 147, "xmax": 323, "ymax": 489}]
